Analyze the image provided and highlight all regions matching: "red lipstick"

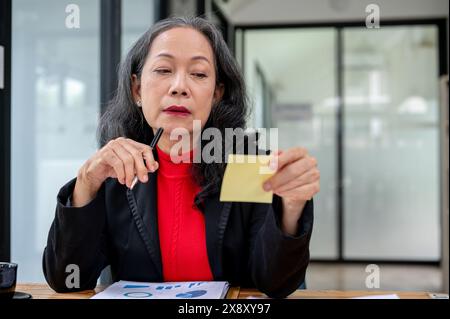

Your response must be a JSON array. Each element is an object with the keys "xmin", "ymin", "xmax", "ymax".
[{"xmin": 163, "ymin": 105, "xmax": 191, "ymax": 116}]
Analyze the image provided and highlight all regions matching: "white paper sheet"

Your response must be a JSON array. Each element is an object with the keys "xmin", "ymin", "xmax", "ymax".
[{"xmin": 91, "ymin": 280, "xmax": 229, "ymax": 299}]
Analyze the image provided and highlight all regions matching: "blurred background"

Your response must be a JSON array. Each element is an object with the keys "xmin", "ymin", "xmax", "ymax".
[{"xmin": 0, "ymin": 0, "xmax": 448, "ymax": 293}]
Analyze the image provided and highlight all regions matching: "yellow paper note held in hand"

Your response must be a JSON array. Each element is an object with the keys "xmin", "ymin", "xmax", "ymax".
[{"xmin": 219, "ymin": 154, "xmax": 276, "ymax": 203}]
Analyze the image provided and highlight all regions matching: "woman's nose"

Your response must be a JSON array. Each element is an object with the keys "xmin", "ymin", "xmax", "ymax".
[
  {"xmin": 170, "ymin": 89, "xmax": 188, "ymax": 97},
  {"xmin": 170, "ymin": 74, "xmax": 190, "ymax": 97}
]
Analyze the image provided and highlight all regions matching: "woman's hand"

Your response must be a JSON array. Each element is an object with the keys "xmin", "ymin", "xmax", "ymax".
[
  {"xmin": 72, "ymin": 137, "xmax": 159, "ymax": 207},
  {"xmin": 263, "ymin": 147, "xmax": 320, "ymax": 236}
]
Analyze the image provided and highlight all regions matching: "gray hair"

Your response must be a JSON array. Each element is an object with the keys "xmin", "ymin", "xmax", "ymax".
[{"xmin": 98, "ymin": 16, "xmax": 249, "ymax": 206}]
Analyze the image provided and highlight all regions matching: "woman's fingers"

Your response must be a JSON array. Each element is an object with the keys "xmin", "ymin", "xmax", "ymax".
[
  {"xmin": 276, "ymin": 183, "xmax": 320, "ymax": 201},
  {"xmin": 109, "ymin": 141, "xmax": 136, "ymax": 188},
  {"xmin": 100, "ymin": 147, "xmax": 126, "ymax": 185},
  {"xmin": 273, "ymin": 168, "xmax": 320, "ymax": 194},
  {"xmin": 125, "ymin": 138, "xmax": 159, "ymax": 171},
  {"xmin": 265, "ymin": 155, "xmax": 317, "ymax": 191},
  {"xmin": 101, "ymin": 137, "xmax": 160, "ymax": 188},
  {"xmin": 83, "ymin": 137, "xmax": 159, "ymax": 191},
  {"xmin": 116, "ymin": 138, "xmax": 149, "ymax": 183},
  {"xmin": 271, "ymin": 147, "xmax": 307, "ymax": 171}
]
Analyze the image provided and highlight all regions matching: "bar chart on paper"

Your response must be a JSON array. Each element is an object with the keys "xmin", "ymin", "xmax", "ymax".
[{"xmin": 91, "ymin": 280, "xmax": 230, "ymax": 299}]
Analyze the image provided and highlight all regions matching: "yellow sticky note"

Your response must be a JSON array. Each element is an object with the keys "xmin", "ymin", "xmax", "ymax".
[{"xmin": 220, "ymin": 154, "xmax": 276, "ymax": 203}]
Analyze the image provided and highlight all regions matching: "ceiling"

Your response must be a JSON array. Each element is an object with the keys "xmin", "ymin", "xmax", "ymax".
[{"xmin": 213, "ymin": 0, "xmax": 448, "ymax": 25}]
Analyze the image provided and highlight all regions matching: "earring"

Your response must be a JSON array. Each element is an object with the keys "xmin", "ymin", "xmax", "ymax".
[{"xmin": 136, "ymin": 100, "xmax": 142, "ymax": 107}]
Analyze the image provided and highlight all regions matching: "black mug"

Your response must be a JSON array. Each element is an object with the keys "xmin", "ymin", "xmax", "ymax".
[{"xmin": 0, "ymin": 262, "xmax": 18, "ymax": 299}]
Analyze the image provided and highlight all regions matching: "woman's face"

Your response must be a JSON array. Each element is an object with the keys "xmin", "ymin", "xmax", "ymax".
[{"xmin": 132, "ymin": 27, "xmax": 223, "ymax": 138}]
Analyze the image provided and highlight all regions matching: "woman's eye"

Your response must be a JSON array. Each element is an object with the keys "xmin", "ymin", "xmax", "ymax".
[
  {"xmin": 192, "ymin": 73, "xmax": 207, "ymax": 79},
  {"xmin": 154, "ymin": 69, "xmax": 171, "ymax": 74}
]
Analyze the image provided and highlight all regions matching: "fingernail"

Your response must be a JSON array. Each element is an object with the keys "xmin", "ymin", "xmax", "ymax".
[
  {"xmin": 269, "ymin": 161, "xmax": 277, "ymax": 170},
  {"xmin": 142, "ymin": 175, "xmax": 148, "ymax": 182},
  {"xmin": 263, "ymin": 182, "xmax": 272, "ymax": 191},
  {"xmin": 130, "ymin": 177, "xmax": 138, "ymax": 189}
]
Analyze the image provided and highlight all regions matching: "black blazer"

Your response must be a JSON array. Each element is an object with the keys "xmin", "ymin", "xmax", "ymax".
[{"xmin": 43, "ymin": 157, "xmax": 314, "ymax": 298}]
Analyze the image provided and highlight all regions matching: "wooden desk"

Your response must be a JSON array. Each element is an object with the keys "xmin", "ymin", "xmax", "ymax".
[
  {"xmin": 238, "ymin": 289, "xmax": 432, "ymax": 299},
  {"xmin": 15, "ymin": 284, "xmax": 432, "ymax": 299},
  {"xmin": 15, "ymin": 283, "xmax": 102, "ymax": 299}
]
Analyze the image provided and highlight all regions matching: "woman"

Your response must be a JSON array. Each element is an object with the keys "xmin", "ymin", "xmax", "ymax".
[{"xmin": 43, "ymin": 17, "xmax": 319, "ymax": 298}]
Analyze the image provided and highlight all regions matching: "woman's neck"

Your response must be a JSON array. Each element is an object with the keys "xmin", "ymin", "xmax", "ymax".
[{"xmin": 155, "ymin": 131, "xmax": 194, "ymax": 156}]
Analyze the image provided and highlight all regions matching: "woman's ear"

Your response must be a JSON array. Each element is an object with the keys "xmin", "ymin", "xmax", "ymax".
[
  {"xmin": 131, "ymin": 74, "xmax": 141, "ymax": 106},
  {"xmin": 213, "ymin": 83, "xmax": 225, "ymax": 104}
]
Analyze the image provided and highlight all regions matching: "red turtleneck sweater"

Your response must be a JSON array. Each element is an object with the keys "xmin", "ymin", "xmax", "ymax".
[{"xmin": 156, "ymin": 145, "xmax": 213, "ymax": 281}]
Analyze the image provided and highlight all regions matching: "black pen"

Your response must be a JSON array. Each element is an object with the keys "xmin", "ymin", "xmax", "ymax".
[{"xmin": 130, "ymin": 127, "xmax": 164, "ymax": 190}]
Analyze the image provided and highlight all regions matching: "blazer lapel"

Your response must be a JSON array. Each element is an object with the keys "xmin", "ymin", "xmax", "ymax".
[
  {"xmin": 203, "ymin": 194, "xmax": 232, "ymax": 280},
  {"xmin": 125, "ymin": 146, "xmax": 232, "ymax": 281},
  {"xmin": 126, "ymin": 170, "xmax": 163, "ymax": 279}
]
